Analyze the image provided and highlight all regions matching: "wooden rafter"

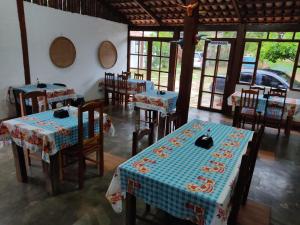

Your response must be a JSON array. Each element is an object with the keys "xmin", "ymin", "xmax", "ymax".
[
  {"xmin": 133, "ymin": 0, "xmax": 162, "ymax": 25},
  {"xmin": 231, "ymin": 0, "xmax": 241, "ymax": 21}
]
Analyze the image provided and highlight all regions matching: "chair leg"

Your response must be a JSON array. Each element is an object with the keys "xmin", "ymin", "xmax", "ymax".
[
  {"xmin": 78, "ymin": 154, "xmax": 85, "ymax": 189},
  {"xmin": 58, "ymin": 151, "xmax": 64, "ymax": 181},
  {"xmin": 26, "ymin": 149, "xmax": 31, "ymax": 166},
  {"xmin": 97, "ymin": 147, "xmax": 104, "ymax": 177}
]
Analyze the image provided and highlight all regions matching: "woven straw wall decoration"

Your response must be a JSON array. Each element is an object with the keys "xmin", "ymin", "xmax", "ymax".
[{"xmin": 98, "ymin": 41, "xmax": 117, "ymax": 69}]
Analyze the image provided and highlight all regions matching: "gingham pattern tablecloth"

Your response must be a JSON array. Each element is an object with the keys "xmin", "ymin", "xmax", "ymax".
[
  {"xmin": 13, "ymin": 83, "xmax": 77, "ymax": 104},
  {"xmin": 0, "ymin": 106, "xmax": 114, "ymax": 163},
  {"xmin": 228, "ymin": 91, "xmax": 300, "ymax": 122},
  {"xmin": 106, "ymin": 119, "xmax": 253, "ymax": 225},
  {"xmin": 133, "ymin": 91, "xmax": 178, "ymax": 116},
  {"xmin": 100, "ymin": 78, "xmax": 155, "ymax": 94}
]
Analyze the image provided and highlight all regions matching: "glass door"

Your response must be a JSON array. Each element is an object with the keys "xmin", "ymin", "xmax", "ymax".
[{"xmin": 198, "ymin": 40, "xmax": 234, "ymax": 111}]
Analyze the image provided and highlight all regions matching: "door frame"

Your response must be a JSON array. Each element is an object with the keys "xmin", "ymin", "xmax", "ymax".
[{"xmin": 197, "ymin": 38, "xmax": 236, "ymax": 112}]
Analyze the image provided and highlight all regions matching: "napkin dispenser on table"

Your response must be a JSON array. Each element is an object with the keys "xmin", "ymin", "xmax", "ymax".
[
  {"xmin": 195, "ymin": 135, "xmax": 214, "ymax": 149},
  {"xmin": 53, "ymin": 109, "xmax": 69, "ymax": 118},
  {"xmin": 37, "ymin": 83, "xmax": 47, "ymax": 88}
]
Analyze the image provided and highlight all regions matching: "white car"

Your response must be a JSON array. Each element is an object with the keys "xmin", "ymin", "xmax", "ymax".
[{"xmin": 193, "ymin": 52, "xmax": 203, "ymax": 69}]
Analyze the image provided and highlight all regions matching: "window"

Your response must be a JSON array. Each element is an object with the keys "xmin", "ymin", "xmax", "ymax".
[
  {"xmin": 129, "ymin": 40, "xmax": 148, "ymax": 76},
  {"xmin": 239, "ymin": 31, "xmax": 300, "ymax": 91}
]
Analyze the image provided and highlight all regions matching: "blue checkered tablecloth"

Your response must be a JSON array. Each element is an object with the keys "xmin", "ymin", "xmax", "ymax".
[
  {"xmin": 108, "ymin": 120, "xmax": 253, "ymax": 225},
  {"xmin": 133, "ymin": 91, "xmax": 178, "ymax": 116},
  {"xmin": 0, "ymin": 107, "xmax": 113, "ymax": 163}
]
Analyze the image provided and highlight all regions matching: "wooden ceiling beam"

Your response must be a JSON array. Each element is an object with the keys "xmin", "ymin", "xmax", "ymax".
[
  {"xmin": 231, "ymin": 0, "xmax": 241, "ymax": 21},
  {"xmin": 132, "ymin": 0, "xmax": 162, "ymax": 25}
]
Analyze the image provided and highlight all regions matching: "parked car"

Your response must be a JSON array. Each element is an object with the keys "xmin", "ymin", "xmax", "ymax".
[
  {"xmin": 212, "ymin": 69, "xmax": 290, "ymax": 93},
  {"xmin": 241, "ymin": 56, "xmax": 256, "ymax": 70},
  {"xmin": 193, "ymin": 51, "xmax": 203, "ymax": 69}
]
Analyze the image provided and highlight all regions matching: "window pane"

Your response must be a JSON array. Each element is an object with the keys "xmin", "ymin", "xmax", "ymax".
[
  {"xmin": 198, "ymin": 31, "xmax": 216, "ymax": 38},
  {"xmin": 129, "ymin": 31, "xmax": 143, "ymax": 37},
  {"xmin": 158, "ymin": 31, "xmax": 174, "ymax": 38},
  {"xmin": 152, "ymin": 57, "xmax": 160, "ymax": 70},
  {"xmin": 160, "ymin": 72, "xmax": 168, "ymax": 87},
  {"xmin": 203, "ymin": 76, "xmax": 213, "ymax": 92},
  {"xmin": 151, "ymin": 71, "xmax": 159, "ymax": 85},
  {"xmin": 152, "ymin": 42, "xmax": 161, "ymax": 56},
  {"xmin": 206, "ymin": 44, "xmax": 218, "ymax": 59},
  {"xmin": 246, "ymin": 32, "xmax": 268, "ymax": 39},
  {"xmin": 200, "ymin": 92, "xmax": 211, "ymax": 108},
  {"xmin": 243, "ymin": 42, "xmax": 258, "ymax": 62},
  {"xmin": 139, "ymin": 41, "xmax": 148, "ymax": 55},
  {"xmin": 130, "ymin": 41, "xmax": 139, "ymax": 54},
  {"xmin": 161, "ymin": 42, "xmax": 170, "ymax": 57},
  {"xmin": 144, "ymin": 31, "xmax": 157, "ymax": 37},
  {"xmin": 130, "ymin": 68, "xmax": 138, "ymax": 74},
  {"xmin": 269, "ymin": 32, "xmax": 294, "ymax": 40},
  {"xmin": 219, "ymin": 44, "xmax": 231, "ymax": 60},
  {"xmin": 139, "ymin": 55, "xmax": 147, "ymax": 69},
  {"xmin": 138, "ymin": 70, "xmax": 147, "ymax": 79},
  {"xmin": 204, "ymin": 60, "xmax": 216, "ymax": 76},
  {"xmin": 217, "ymin": 61, "xmax": 228, "ymax": 77},
  {"xmin": 214, "ymin": 77, "xmax": 225, "ymax": 94},
  {"xmin": 161, "ymin": 58, "xmax": 169, "ymax": 72},
  {"xmin": 295, "ymin": 32, "xmax": 300, "ymax": 40},
  {"xmin": 239, "ymin": 67, "xmax": 254, "ymax": 83},
  {"xmin": 293, "ymin": 68, "xmax": 300, "ymax": 89},
  {"xmin": 217, "ymin": 31, "xmax": 237, "ymax": 38},
  {"xmin": 130, "ymin": 55, "xmax": 138, "ymax": 68},
  {"xmin": 213, "ymin": 94, "xmax": 223, "ymax": 110}
]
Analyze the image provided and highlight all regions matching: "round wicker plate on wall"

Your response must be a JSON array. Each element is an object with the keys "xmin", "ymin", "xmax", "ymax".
[
  {"xmin": 98, "ymin": 41, "xmax": 117, "ymax": 69},
  {"xmin": 49, "ymin": 36, "xmax": 76, "ymax": 68}
]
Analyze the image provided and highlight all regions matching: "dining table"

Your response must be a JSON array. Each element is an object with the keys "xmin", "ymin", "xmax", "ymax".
[
  {"xmin": 106, "ymin": 119, "xmax": 253, "ymax": 225},
  {"xmin": 228, "ymin": 91, "xmax": 300, "ymax": 135},
  {"xmin": 132, "ymin": 90, "xmax": 178, "ymax": 139},
  {"xmin": 12, "ymin": 83, "xmax": 79, "ymax": 115},
  {"xmin": 0, "ymin": 106, "xmax": 114, "ymax": 195}
]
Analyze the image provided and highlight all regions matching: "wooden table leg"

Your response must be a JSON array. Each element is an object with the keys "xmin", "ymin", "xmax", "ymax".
[
  {"xmin": 134, "ymin": 107, "xmax": 141, "ymax": 131},
  {"xmin": 126, "ymin": 192, "xmax": 136, "ymax": 225},
  {"xmin": 285, "ymin": 116, "xmax": 293, "ymax": 137},
  {"xmin": 42, "ymin": 153, "xmax": 60, "ymax": 195},
  {"xmin": 232, "ymin": 106, "xmax": 240, "ymax": 128},
  {"xmin": 12, "ymin": 143, "xmax": 28, "ymax": 183},
  {"xmin": 158, "ymin": 114, "xmax": 166, "ymax": 140}
]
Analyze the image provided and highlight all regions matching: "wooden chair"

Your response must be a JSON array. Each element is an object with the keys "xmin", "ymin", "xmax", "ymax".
[
  {"xmin": 132, "ymin": 123, "xmax": 154, "ymax": 214},
  {"xmin": 165, "ymin": 112, "xmax": 181, "ymax": 135},
  {"xmin": 122, "ymin": 71, "xmax": 131, "ymax": 79},
  {"xmin": 61, "ymin": 101, "xmax": 104, "ymax": 189},
  {"xmin": 238, "ymin": 89, "xmax": 259, "ymax": 131},
  {"xmin": 136, "ymin": 82, "xmax": 146, "ymax": 93},
  {"xmin": 263, "ymin": 88, "xmax": 287, "ymax": 136},
  {"xmin": 117, "ymin": 74, "xmax": 130, "ymax": 106},
  {"xmin": 227, "ymin": 154, "xmax": 250, "ymax": 225},
  {"xmin": 134, "ymin": 73, "xmax": 144, "ymax": 80},
  {"xmin": 19, "ymin": 91, "xmax": 49, "ymax": 167},
  {"xmin": 242, "ymin": 125, "xmax": 265, "ymax": 205},
  {"xmin": 104, "ymin": 72, "xmax": 116, "ymax": 105},
  {"xmin": 250, "ymin": 85, "xmax": 266, "ymax": 95}
]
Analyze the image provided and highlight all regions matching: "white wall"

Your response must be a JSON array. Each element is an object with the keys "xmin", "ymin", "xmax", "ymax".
[
  {"xmin": 0, "ymin": 0, "xmax": 25, "ymax": 119},
  {"xmin": 0, "ymin": 2, "xmax": 128, "ymax": 119}
]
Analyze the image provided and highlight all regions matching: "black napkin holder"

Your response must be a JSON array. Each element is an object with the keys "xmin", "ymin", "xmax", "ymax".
[
  {"xmin": 263, "ymin": 93, "xmax": 269, "ymax": 99},
  {"xmin": 195, "ymin": 135, "xmax": 214, "ymax": 149},
  {"xmin": 37, "ymin": 83, "xmax": 47, "ymax": 88},
  {"xmin": 53, "ymin": 109, "xmax": 69, "ymax": 119},
  {"xmin": 159, "ymin": 91, "xmax": 166, "ymax": 95}
]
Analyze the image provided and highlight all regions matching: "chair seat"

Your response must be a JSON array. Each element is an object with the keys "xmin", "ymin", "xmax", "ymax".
[
  {"xmin": 241, "ymin": 107, "xmax": 256, "ymax": 116},
  {"xmin": 265, "ymin": 107, "xmax": 282, "ymax": 120}
]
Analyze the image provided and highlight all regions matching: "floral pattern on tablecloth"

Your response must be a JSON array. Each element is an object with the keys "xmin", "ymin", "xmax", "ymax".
[
  {"xmin": 0, "ymin": 106, "xmax": 114, "ymax": 163},
  {"xmin": 228, "ymin": 91, "xmax": 300, "ymax": 122},
  {"xmin": 106, "ymin": 120, "xmax": 253, "ymax": 225},
  {"xmin": 133, "ymin": 91, "xmax": 178, "ymax": 116}
]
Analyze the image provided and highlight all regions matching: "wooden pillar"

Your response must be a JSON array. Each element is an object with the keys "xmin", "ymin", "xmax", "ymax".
[
  {"xmin": 16, "ymin": 0, "xmax": 31, "ymax": 84},
  {"xmin": 223, "ymin": 24, "xmax": 246, "ymax": 115},
  {"xmin": 176, "ymin": 1, "xmax": 199, "ymax": 125}
]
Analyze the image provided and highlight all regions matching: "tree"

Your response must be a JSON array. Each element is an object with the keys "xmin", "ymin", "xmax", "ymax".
[{"xmin": 260, "ymin": 42, "xmax": 298, "ymax": 63}]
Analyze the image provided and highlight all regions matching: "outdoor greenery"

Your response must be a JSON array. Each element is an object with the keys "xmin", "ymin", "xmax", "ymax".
[{"xmin": 260, "ymin": 42, "xmax": 298, "ymax": 63}]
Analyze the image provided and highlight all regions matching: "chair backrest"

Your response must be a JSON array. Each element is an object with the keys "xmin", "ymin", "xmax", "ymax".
[
  {"xmin": 19, "ymin": 91, "xmax": 49, "ymax": 116},
  {"xmin": 250, "ymin": 85, "xmax": 265, "ymax": 95},
  {"xmin": 78, "ymin": 101, "xmax": 104, "ymax": 149},
  {"xmin": 228, "ymin": 154, "xmax": 250, "ymax": 224},
  {"xmin": 122, "ymin": 71, "xmax": 131, "ymax": 79},
  {"xmin": 265, "ymin": 89, "xmax": 287, "ymax": 121},
  {"xmin": 105, "ymin": 72, "xmax": 115, "ymax": 89},
  {"xmin": 166, "ymin": 112, "xmax": 181, "ymax": 135},
  {"xmin": 240, "ymin": 89, "xmax": 259, "ymax": 109},
  {"xmin": 136, "ymin": 82, "xmax": 146, "ymax": 93},
  {"xmin": 134, "ymin": 73, "xmax": 144, "ymax": 80},
  {"xmin": 53, "ymin": 83, "xmax": 67, "ymax": 87},
  {"xmin": 269, "ymin": 87, "xmax": 287, "ymax": 97},
  {"xmin": 132, "ymin": 123, "xmax": 154, "ymax": 156},
  {"xmin": 117, "ymin": 74, "xmax": 128, "ymax": 93}
]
